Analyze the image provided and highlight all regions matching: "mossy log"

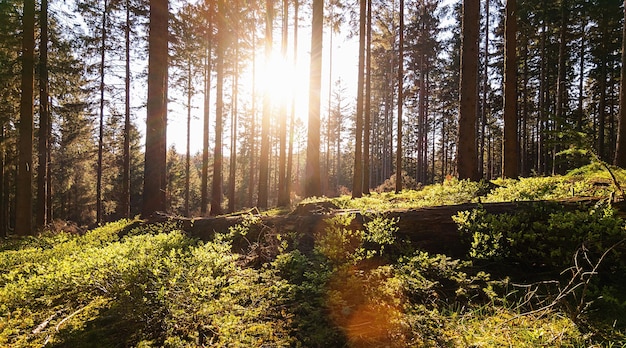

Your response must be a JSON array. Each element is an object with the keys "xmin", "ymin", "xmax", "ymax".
[{"xmin": 152, "ymin": 197, "xmax": 610, "ymax": 258}]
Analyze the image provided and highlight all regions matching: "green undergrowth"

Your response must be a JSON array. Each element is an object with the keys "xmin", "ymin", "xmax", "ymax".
[
  {"xmin": 2, "ymin": 210, "xmax": 623, "ymax": 347},
  {"xmin": 3, "ymin": 167, "xmax": 626, "ymax": 346},
  {"xmin": 300, "ymin": 166, "xmax": 622, "ymax": 213}
]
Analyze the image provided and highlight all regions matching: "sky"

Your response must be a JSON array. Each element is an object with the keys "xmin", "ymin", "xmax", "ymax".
[{"xmin": 165, "ymin": 17, "xmax": 360, "ymax": 155}]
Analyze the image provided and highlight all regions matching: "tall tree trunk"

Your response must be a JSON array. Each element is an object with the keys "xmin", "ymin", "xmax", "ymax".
[
  {"xmin": 258, "ymin": 0, "xmax": 273, "ymax": 207},
  {"xmin": 97, "ymin": 0, "xmax": 107, "ymax": 224},
  {"xmin": 457, "ymin": 0, "xmax": 480, "ymax": 181},
  {"xmin": 277, "ymin": 0, "xmax": 289, "ymax": 206},
  {"xmin": 615, "ymin": 0, "xmax": 626, "ymax": 167},
  {"xmin": 286, "ymin": 0, "xmax": 298, "ymax": 205},
  {"xmin": 122, "ymin": 0, "xmax": 131, "ymax": 218},
  {"xmin": 554, "ymin": 0, "xmax": 568, "ymax": 172},
  {"xmin": 479, "ymin": 0, "xmax": 489, "ymax": 177},
  {"xmin": 229, "ymin": 35, "xmax": 239, "ymax": 212},
  {"xmin": 211, "ymin": 0, "xmax": 225, "ymax": 216},
  {"xmin": 185, "ymin": 64, "xmax": 192, "ymax": 216},
  {"xmin": 17, "ymin": 0, "xmax": 35, "ymax": 235},
  {"xmin": 37, "ymin": 0, "xmax": 49, "ymax": 227},
  {"xmin": 598, "ymin": 64, "xmax": 607, "ymax": 160},
  {"xmin": 326, "ymin": 22, "xmax": 333, "ymax": 196},
  {"xmin": 395, "ymin": 0, "xmax": 404, "ymax": 192},
  {"xmin": 143, "ymin": 0, "xmax": 169, "ymax": 217},
  {"xmin": 202, "ymin": 9, "xmax": 213, "ymax": 215},
  {"xmin": 0, "ymin": 125, "xmax": 5, "ymax": 237},
  {"xmin": 503, "ymin": 0, "xmax": 518, "ymax": 178},
  {"xmin": 352, "ymin": 0, "xmax": 366, "ymax": 198},
  {"xmin": 363, "ymin": 0, "xmax": 372, "ymax": 194},
  {"xmin": 305, "ymin": 0, "xmax": 323, "ymax": 197},
  {"xmin": 248, "ymin": 32, "xmax": 256, "ymax": 207}
]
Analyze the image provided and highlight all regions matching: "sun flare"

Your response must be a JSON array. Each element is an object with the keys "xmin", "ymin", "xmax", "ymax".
[{"xmin": 256, "ymin": 51, "xmax": 301, "ymax": 106}]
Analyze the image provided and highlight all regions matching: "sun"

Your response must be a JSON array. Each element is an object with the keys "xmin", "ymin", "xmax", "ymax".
[{"xmin": 255, "ymin": 50, "xmax": 303, "ymax": 106}]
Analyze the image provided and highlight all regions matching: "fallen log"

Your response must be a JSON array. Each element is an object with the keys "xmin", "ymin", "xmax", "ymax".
[{"xmin": 153, "ymin": 197, "xmax": 609, "ymax": 259}]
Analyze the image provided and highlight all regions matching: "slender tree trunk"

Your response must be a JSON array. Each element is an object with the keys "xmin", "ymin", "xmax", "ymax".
[
  {"xmin": 16, "ymin": 0, "xmax": 35, "ymax": 235},
  {"xmin": 278, "ymin": 0, "xmax": 290, "ymax": 206},
  {"xmin": 352, "ymin": 0, "xmax": 366, "ymax": 198},
  {"xmin": 202, "ymin": 8, "xmax": 212, "ymax": 215},
  {"xmin": 326, "ymin": 23, "xmax": 333, "ymax": 196},
  {"xmin": 122, "ymin": 0, "xmax": 131, "ymax": 218},
  {"xmin": 0, "ymin": 125, "xmax": 5, "ymax": 237},
  {"xmin": 185, "ymin": 64, "xmax": 192, "ymax": 216},
  {"xmin": 578, "ymin": 11, "xmax": 586, "ymax": 132},
  {"xmin": 229, "ymin": 37, "xmax": 239, "ymax": 212},
  {"xmin": 395, "ymin": 0, "xmax": 404, "ymax": 192},
  {"xmin": 599, "ymin": 65, "xmax": 607, "ymax": 160},
  {"xmin": 286, "ymin": 0, "xmax": 298, "ymax": 204},
  {"xmin": 143, "ymin": 0, "xmax": 169, "ymax": 217},
  {"xmin": 211, "ymin": 0, "xmax": 225, "ymax": 216},
  {"xmin": 457, "ymin": 0, "xmax": 480, "ymax": 181},
  {"xmin": 554, "ymin": 0, "xmax": 568, "ymax": 172},
  {"xmin": 479, "ymin": 0, "xmax": 489, "ymax": 177},
  {"xmin": 96, "ymin": 0, "xmax": 107, "ymax": 224},
  {"xmin": 248, "ymin": 33, "xmax": 256, "ymax": 207},
  {"xmin": 305, "ymin": 0, "xmax": 323, "ymax": 197},
  {"xmin": 615, "ymin": 0, "xmax": 626, "ymax": 167},
  {"xmin": 503, "ymin": 0, "xmax": 518, "ymax": 178},
  {"xmin": 36, "ymin": 0, "xmax": 49, "ymax": 228},
  {"xmin": 363, "ymin": 0, "xmax": 372, "ymax": 194},
  {"xmin": 258, "ymin": 0, "xmax": 273, "ymax": 207}
]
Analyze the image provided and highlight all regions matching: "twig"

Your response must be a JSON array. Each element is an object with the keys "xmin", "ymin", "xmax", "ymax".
[
  {"xmin": 55, "ymin": 301, "xmax": 93, "ymax": 332},
  {"xmin": 31, "ymin": 310, "xmax": 62, "ymax": 335}
]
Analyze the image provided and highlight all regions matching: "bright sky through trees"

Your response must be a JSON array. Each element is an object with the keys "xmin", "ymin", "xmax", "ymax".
[{"xmin": 166, "ymin": 22, "xmax": 358, "ymax": 154}]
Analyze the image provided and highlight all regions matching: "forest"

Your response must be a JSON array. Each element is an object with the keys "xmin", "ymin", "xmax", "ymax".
[
  {"xmin": 1, "ymin": 0, "xmax": 625, "ymax": 229},
  {"xmin": 2, "ymin": 0, "xmax": 626, "ymax": 346}
]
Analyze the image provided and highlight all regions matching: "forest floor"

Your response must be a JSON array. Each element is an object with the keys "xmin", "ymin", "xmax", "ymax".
[{"xmin": 2, "ymin": 163, "xmax": 626, "ymax": 346}]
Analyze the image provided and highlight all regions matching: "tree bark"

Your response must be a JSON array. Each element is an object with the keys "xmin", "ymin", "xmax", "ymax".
[
  {"xmin": 395, "ymin": 0, "xmax": 404, "ymax": 193},
  {"xmin": 143, "ymin": 0, "xmax": 169, "ymax": 217},
  {"xmin": 229, "ymin": 31, "xmax": 239, "ymax": 213},
  {"xmin": 305, "ymin": 0, "xmax": 323, "ymax": 198},
  {"xmin": 363, "ymin": 0, "xmax": 372, "ymax": 194},
  {"xmin": 457, "ymin": 0, "xmax": 480, "ymax": 181},
  {"xmin": 97, "ymin": 0, "xmax": 107, "ymax": 223},
  {"xmin": 258, "ymin": 0, "xmax": 273, "ymax": 207},
  {"xmin": 286, "ymin": 0, "xmax": 298, "ymax": 206},
  {"xmin": 201, "ymin": 24, "xmax": 212, "ymax": 215},
  {"xmin": 615, "ymin": 0, "xmax": 626, "ymax": 167},
  {"xmin": 122, "ymin": 0, "xmax": 131, "ymax": 218},
  {"xmin": 16, "ymin": 0, "xmax": 35, "ymax": 235},
  {"xmin": 211, "ymin": 0, "xmax": 225, "ymax": 216},
  {"xmin": 503, "ymin": 0, "xmax": 518, "ymax": 178},
  {"xmin": 277, "ymin": 0, "xmax": 290, "ymax": 206},
  {"xmin": 37, "ymin": 0, "xmax": 50, "ymax": 227}
]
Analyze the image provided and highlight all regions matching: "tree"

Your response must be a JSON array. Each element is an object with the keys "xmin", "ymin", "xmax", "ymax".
[
  {"xmin": 396, "ymin": 0, "xmax": 404, "ymax": 192},
  {"xmin": 457, "ymin": 0, "xmax": 480, "ymax": 181},
  {"xmin": 305, "ymin": 0, "xmax": 324, "ymax": 198},
  {"xmin": 258, "ymin": 0, "xmax": 273, "ymax": 207},
  {"xmin": 143, "ymin": 0, "xmax": 169, "ymax": 217},
  {"xmin": 615, "ymin": 0, "xmax": 626, "ymax": 167},
  {"xmin": 16, "ymin": 0, "xmax": 36, "ymax": 235},
  {"xmin": 352, "ymin": 0, "xmax": 366, "ymax": 198},
  {"xmin": 363, "ymin": 0, "xmax": 372, "ymax": 194},
  {"xmin": 211, "ymin": 0, "xmax": 226, "ymax": 216},
  {"xmin": 36, "ymin": 0, "xmax": 50, "ymax": 227},
  {"xmin": 121, "ymin": 0, "xmax": 132, "ymax": 219},
  {"xmin": 277, "ymin": 0, "xmax": 289, "ymax": 206},
  {"xmin": 96, "ymin": 0, "xmax": 108, "ymax": 223},
  {"xmin": 286, "ymin": 0, "xmax": 299, "ymax": 204},
  {"xmin": 201, "ymin": 1, "xmax": 213, "ymax": 215},
  {"xmin": 502, "ymin": 0, "xmax": 518, "ymax": 178}
]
